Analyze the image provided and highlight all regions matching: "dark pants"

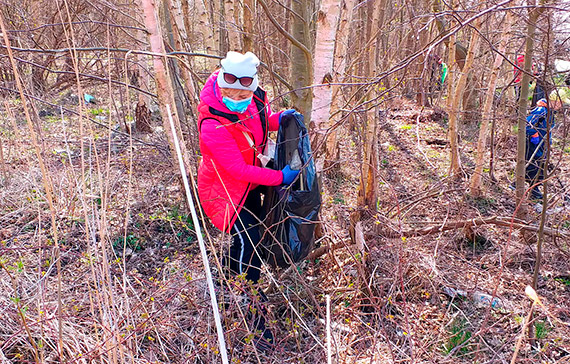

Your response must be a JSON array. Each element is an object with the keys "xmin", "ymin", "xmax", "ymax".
[
  {"xmin": 525, "ymin": 137, "xmax": 545, "ymax": 190},
  {"xmin": 227, "ymin": 187, "xmax": 264, "ymax": 283}
]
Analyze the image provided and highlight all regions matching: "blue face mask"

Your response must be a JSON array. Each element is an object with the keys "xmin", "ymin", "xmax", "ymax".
[{"xmin": 222, "ymin": 96, "xmax": 252, "ymax": 113}]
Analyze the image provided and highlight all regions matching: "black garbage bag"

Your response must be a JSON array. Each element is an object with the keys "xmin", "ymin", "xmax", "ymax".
[{"xmin": 262, "ymin": 112, "xmax": 321, "ymax": 268}]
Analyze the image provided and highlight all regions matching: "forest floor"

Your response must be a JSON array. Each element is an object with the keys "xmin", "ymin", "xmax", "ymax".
[{"xmin": 1, "ymin": 93, "xmax": 570, "ymax": 364}]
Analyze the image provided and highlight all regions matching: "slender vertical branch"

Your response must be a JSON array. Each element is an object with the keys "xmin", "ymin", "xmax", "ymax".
[
  {"xmin": 0, "ymin": 9, "xmax": 63, "ymax": 358},
  {"xmin": 470, "ymin": 12, "xmax": 512, "ymax": 195},
  {"xmin": 515, "ymin": 0, "xmax": 538, "ymax": 215}
]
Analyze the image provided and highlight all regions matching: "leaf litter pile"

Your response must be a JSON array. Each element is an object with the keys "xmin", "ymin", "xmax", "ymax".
[{"xmin": 1, "ymin": 94, "xmax": 570, "ymax": 363}]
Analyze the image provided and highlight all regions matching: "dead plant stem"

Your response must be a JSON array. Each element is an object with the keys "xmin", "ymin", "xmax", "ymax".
[
  {"xmin": 58, "ymin": 0, "xmax": 115, "ymax": 361},
  {"xmin": 531, "ymin": 1, "xmax": 552, "ymax": 292},
  {"xmin": 0, "ymin": 138, "xmax": 7, "ymax": 184},
  {"xmin": 122, "ymin": 49, "xmax": 136, "ymax": 364},
  {"xmin": 511, "ymin": 302, "xmax": 537, "ymax": 364},
  {"xmin": 0, "ymin": 10, "xmax": 64, "ymax": 359},
  {"xmin": 1, "ymin": 264, "xmax": 41, "ymax": 362}
]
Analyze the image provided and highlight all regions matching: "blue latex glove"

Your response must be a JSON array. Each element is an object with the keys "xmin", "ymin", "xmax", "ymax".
[
  {"xmin": 281, "ymin": 165, "xmax": 300, "ymax": 185},
  {"xmin": 530, "ymin": 132, "xmax": 540, "ymax": 145},
  {"xmin": 279, "ymin": 109, "xmax": 296, "ymax": 124}
]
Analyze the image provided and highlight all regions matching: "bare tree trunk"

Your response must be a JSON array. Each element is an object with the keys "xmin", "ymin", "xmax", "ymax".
[
  {"xmin": 181, "ymin": 0, "xmax": 192, "ymax": 42},
  {"xmin": 168, "ymin": 0, "xmax": 198, "ymax": 106},
  {"xmin": 242, "ymin": 0, "xmax": 254, "ymax": 51},
  {"xmin": 448, "ymin": 18, "xmax": 482, "ymax": 177},
  {"xmin": 324, "ymin": 0, "xmax": 356, "ymax": 167},
  {"xmin": 433, "ymin": 0, "xmax": 467, "ymax": 73},
  {"xmin": 311, "ymin": 0, "xmax": 342, "ymax": 150},
  {"xmin": 162, "ymin": 0, "xmax": 186, "ymax": 125},
  {"xmin": 224, "ymin": 0, "xmax": 241, "ymax": 50},
  {"xmin": 290, "ymin": 0, "xmax": 314, "ymax": 121},
  {"xmin": 462, "ymin": 73, "xmax": 479, "ymax": 123},
  {"xmin": 137, "ymin": 30, "xmax": 151, "ymax": 108},
  {"xmin": 167, "ymin": 0, "xmax": 199, "ymax": 152},
  {"xmin": 215, "ymin": 0, "xmax": 229, "ymax": 54},
  {"xmin": 470, "ymin": 12, "xmax": 512, "ymax": 195},
  {"xmin": 140, "ymin": 0, "xmax": 191, "ymax": 171},
  {"xmin": 414, "ymin": 11, "xmax": 430, "ymax": 106},
  {"xmin": 192, "ymin": 0, "xmax": 217, "ymax": 71},
  {"xmin": 445, "ymin": 11, "xmax": 456, "ymax": 107},
  {"xmin": 357, "ymin": 0, "xmax": 382, "ymax": 210},
  {"xmin": 516, "ymin": 0, "xmax": 538, "ymax": 216},
  {"xmin": 206, "ymin": 0, "xmax": 224, "ymax": 57}
]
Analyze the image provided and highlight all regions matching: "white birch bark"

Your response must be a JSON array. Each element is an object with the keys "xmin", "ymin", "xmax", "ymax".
[
  {"xmin": 325, "ymin": 0, "xmax": 356, "ymax": 162},
  {"xmin": 357, "ymin": 0, "xmax": 383, "ymax": 210},
  {"xmin": 194, "ymin": 0, "xmax": 216, "ymax": 69},
  {"xmin": 224, "ymin": 0, "xmax": 241, "ymax": 50},
  {"xmin": 312, "ymin": 0, "xmax": 342, "ymax": 139},
  {"xmin": 140, "ymin": 0, "xmax": 191, "ymax": 171},
  {"xmin": 168, "ymin": 0, "xmax": 198, "ymax": 105}
]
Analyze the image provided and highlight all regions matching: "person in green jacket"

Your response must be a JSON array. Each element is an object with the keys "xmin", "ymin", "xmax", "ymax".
[{"xmin": 440, "ymin": 61, "xmax": 448, "ymax": 87}]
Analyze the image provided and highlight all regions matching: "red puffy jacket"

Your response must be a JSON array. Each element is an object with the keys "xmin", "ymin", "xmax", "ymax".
[
  {"xmin": 514, "ymin": 55, "xmax": 525, "ymax": 84},
  {"xmin": 197, "ymin": 70, "xmax": 283, "ymax": 232},
  {"xmin": 514, "ymin": 55, "xmax": 537, "ymax": 84}
]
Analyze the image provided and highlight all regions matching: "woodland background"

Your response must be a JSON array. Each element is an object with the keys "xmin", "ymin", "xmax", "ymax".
[{"xmin": 1, "ymin": 0, "xmax": 570, "ymax": 363}]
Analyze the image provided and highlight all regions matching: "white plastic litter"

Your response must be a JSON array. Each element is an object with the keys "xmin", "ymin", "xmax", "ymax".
[{"xmin": 290, "ymin": 149, "xmax": 302, "ymax": 170}]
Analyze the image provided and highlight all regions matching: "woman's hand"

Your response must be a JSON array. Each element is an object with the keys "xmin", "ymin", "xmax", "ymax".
[{"xmin": 281, "ymin": 165, "xmax": 300, "ymax": 185}]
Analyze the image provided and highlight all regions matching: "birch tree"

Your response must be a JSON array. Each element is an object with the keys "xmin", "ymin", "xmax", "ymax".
[
  {"xmin": 167, "ymin": 0, "xmax": 199, "ymax": 149},
  {"xmin": 357, "ymin": 0, "xmax": 383, "ymax": 211},
  {"xmin": 258, "ymin": 0, "xmax": 313, "ymax": 119},
  {"xmin": 224, "ymin": 0, "xmax": 241, "ymax": 50},
  {"xmin": 162, "ymin": 0, "xmax": 186, "ymax": 122},
  {"xmin": 189, "ymin": 0, "xmax": 217, "ymax": 70},
  {"xmin": 311, "ymin": 0, "xmax": 342, "ymax": 150},
  {"xmin": 290, "ymin": 0, "xmax": 314, "ymax": 120},
  {"xmin": 140, "ymin": 0, "xmax": 192, "ymax": 171},
  {"xmin": 243, "ymin": 0, "xmax": 254, "ymax": 51},
  {"xmin": 515, "ymin": 0, "xmax": 539, "ymax": 213},
  {"xmin": 447, "ymin": 17, "xmax": 483, "ymax": 177},
  {"xmin": 325, "ymin": 0, "xmax": 356, "ymax": 165},
  {"xmin": 470, "ymin": 12, "xmax": 513, "ymax": 195},
  {"xmin": 167, "ymin": 0, "xmax": 198, "ymax": 107}
]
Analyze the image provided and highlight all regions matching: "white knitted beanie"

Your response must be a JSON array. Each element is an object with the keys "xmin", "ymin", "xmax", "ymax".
[{"xmin": 217, "ymin": 51, "xmax": 260, "ymax": 91}]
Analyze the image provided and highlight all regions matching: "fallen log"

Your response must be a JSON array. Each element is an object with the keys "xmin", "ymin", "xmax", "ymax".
[
  {"xmin": 378, "ymin": 216, "xmax": 568, "ymax": 239},
  {"xmin": 308, "ymin": 216, "xmax": 568, "ymax": 261}
]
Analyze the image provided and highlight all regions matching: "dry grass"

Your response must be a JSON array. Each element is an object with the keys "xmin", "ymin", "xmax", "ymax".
[{"xmin": 1, "ymin": 94, "xmax": 570, "ymax": 364}]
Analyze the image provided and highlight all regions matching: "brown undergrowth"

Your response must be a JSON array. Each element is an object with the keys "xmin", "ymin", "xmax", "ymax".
[{"xmin": 1, "ymin": 95, "xmax": 569, "ymax": 363}]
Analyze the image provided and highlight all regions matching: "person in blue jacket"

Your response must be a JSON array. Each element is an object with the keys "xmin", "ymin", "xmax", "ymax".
[{"xmin": 525, "ymin": 98, "xmax": 554, "ymax": 200}]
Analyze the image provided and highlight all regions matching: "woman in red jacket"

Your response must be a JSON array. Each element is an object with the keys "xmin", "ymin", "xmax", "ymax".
[{"xmin": 197, "ymin": 51, "xmax": 297, "ymax": 349}]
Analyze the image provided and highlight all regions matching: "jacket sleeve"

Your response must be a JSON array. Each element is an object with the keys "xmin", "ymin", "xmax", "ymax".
[
  {"xmin": 200, "ymin": 119, "xmax": 283, "ymax": 186},
  {"xmin": 526, "ymin": 114, "xmax": 538, "ymax": 135},
  {"xmin": 525, "ymin": 107, "xmax": 546, "ymax": 135}
]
